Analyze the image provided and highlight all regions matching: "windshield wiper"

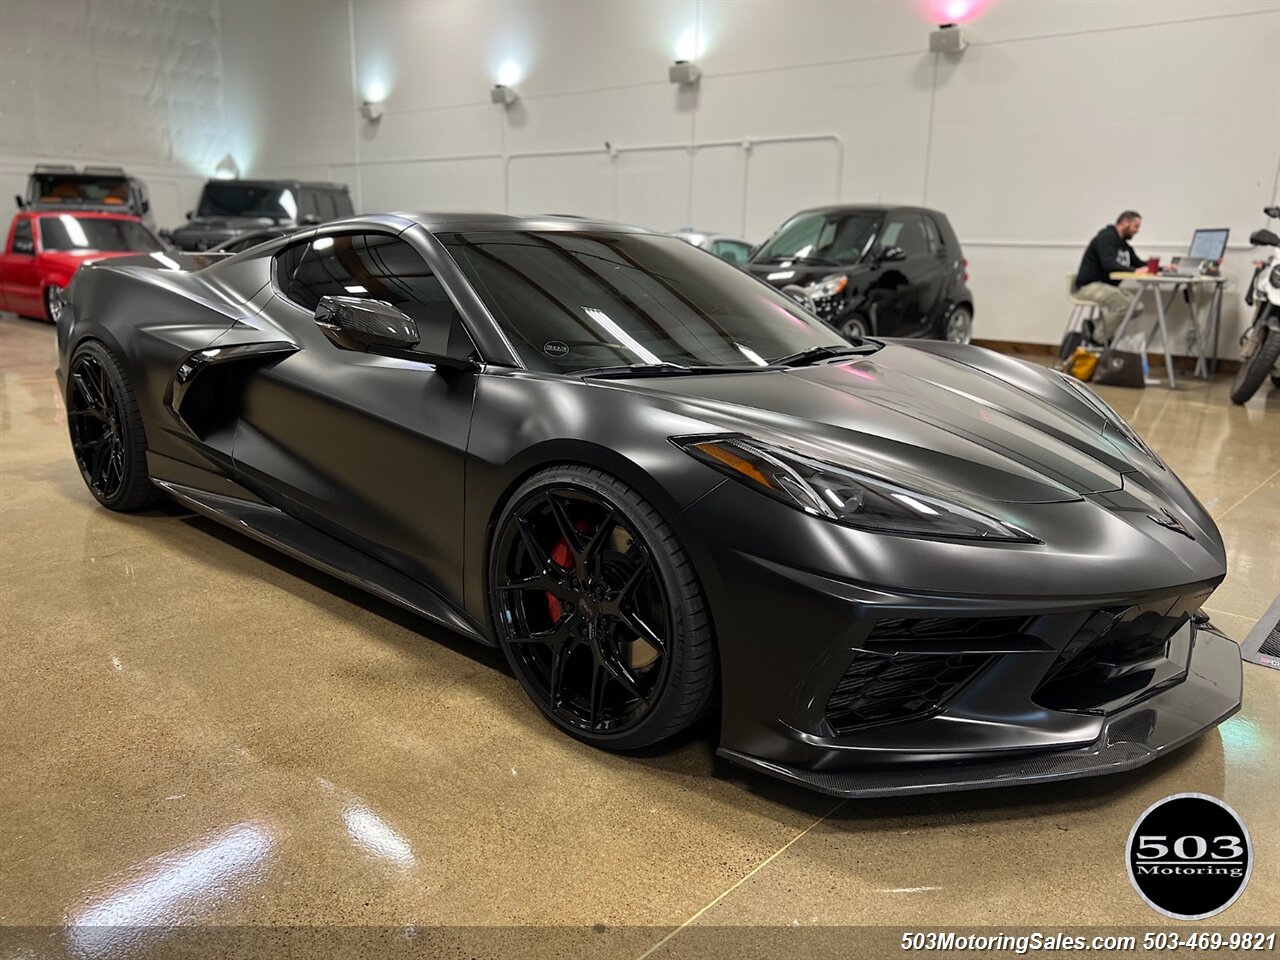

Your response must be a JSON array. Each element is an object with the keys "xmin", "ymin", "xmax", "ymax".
[
  {"xmin": 576, "ymin": 363, "xmax": 769, "ymax": 379},
  {"xmin": 772, "ymin": 344, "xmax": 873, "ymax": 368}
]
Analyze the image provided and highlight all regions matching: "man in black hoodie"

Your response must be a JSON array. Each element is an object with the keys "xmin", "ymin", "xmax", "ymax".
[{"xmin": 1074, "ymin": 210, "xmax": 1154, "ymax": 344}]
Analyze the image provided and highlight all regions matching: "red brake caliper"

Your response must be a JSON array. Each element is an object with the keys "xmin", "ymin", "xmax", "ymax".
[{"xmin": 546, "ymin": 521, "xmax": 590, "ymax": 623}]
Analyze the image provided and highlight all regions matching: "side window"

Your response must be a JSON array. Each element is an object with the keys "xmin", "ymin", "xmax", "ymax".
[
  {"xmin": 12, "ymin": 220, "xmax": 35, "ymax": 254},
  {"xmin": 712, "ymin": 240, "xmax": 750, "ymax": 265},
  {"xmin": 300, "ymin": 190, "xmax": 322, "ymax": 223},
  {"xmin": 279, "ymin": 234, "xmax": 468, "ymax": 356},
  {"xmin": 922, "ymin": 216, "xmax": 944, "ymax": 255},
  {"xmin": 878, "ymin": 214, "xmax": 929, "ymax": 258},
  {"xmin": 332, "ymin": 191, "xmax": 354, "ymax": 219}
]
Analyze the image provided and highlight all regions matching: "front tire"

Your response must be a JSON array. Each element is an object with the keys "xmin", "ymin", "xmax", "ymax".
[
  {"xmin": 488, "ymin": 466, "xmax": 715, "ymax": 750},
  {"xmin": 66, "ymin": 340, "xmax": 159, "ymax": 511},
  {"xmin": 1230, "ymin": 326, "xmax": 1280, "ymax": 405},
  {"xmin": 839, "ymin": 314, "xmax": 870, "ymax": 342}
]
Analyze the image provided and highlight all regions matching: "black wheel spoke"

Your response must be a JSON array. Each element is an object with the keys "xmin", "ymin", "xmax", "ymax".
[
  {"xmin": 545, "ymin": 493, "xmax": 582, "ymax": 555},
  {"xmin": 578, "ymin": 510, "xmax": 616, "ymax": 574},
  {"xmin": 616, "ymin": 556, "xmax": 652, "ymax": 605},
  {"xmin": 515, "ymin": 515, "xmax": 556, "ymax": 573},
  {"xmin": 603, "ymin": 657, "xmax": 646, "ymax": 704},
  {"xmin": 618, "ymin": 609, "xmax": 666, "ymax": 655},
  {"xmin": 588, "ymin": 660, "xmax": 607, "ymax": 729},
  {"xmin": 497, "ymin": 572, "xmax": 570, "ymax": 598}
]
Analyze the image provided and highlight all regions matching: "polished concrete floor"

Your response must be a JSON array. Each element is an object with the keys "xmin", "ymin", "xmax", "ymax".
[{"xmin": 1, "ymin": 313, "xmax": 1277, "ymax": 955}]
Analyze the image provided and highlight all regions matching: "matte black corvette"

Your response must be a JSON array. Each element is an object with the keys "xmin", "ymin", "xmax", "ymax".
[{"xmin": 56, "ymin": 213, "xmax": 1242, "ymax": 798}]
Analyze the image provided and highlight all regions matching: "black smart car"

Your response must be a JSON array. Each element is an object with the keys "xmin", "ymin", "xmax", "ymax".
[
  {"xmin": 171, "ymin": 179, "xmax": 353, "ymax": 251},
  {"xmin": 748, "ymin": 204, "xmax": 974, "ymax": 343}
]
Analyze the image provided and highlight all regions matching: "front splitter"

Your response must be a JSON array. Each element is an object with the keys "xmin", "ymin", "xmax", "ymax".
[{"xmin": 718, "ymin": 630, "xmax": 1243, "ymax": 799}]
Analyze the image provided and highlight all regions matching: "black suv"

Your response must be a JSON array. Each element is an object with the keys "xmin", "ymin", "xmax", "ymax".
[
  {"xmin": 747, "ymin": 205, "xmax": 974, "ymax": 342},
  {"xmin": 171, "ymin": 179, "xmax": 353, "ymax": 251}
]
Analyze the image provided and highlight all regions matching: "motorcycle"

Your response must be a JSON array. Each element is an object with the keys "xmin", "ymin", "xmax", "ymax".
[{"xmin": 1230, "ymin": 205, "xmax": 1280, "ymax": 405}]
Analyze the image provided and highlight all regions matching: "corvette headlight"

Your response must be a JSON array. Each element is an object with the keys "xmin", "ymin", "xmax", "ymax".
[
  {"xmin": 805, "ymin": 274, "xmax": 848, "ymax": 300},
  {"xmin": 675, "ymin": 436, "xmax": 1037, "ymax": 542},
  {"xmin": 1054, "ymin": 371, "xmax": 1164, "ymax": 468}
]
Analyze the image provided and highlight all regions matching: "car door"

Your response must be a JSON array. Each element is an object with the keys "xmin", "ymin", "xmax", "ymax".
[
  {"xmin": 867, "ymin": 213, "xmax": 944, "ymax": 337},
  {"xmin": 231, "ymin": 231, "xmax": 479, "ymax": 606},
  {"xmin": 0, "ymin": 218, "xmax": 41, "ymax": 316},
  {"xmin": 862, "ymin": 215, "xmax": 917, "ymax": 335}
]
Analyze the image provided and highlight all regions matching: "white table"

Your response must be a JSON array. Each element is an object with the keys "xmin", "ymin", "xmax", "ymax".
[{"xmin": 1107, "ymin": 273, "xmax": 1227, "ymax": 389}]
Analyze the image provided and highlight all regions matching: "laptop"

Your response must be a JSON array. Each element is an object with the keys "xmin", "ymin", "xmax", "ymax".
[{"xmin": 1167, "ymin": 228, "xmax": 1229, "ymax": 276}]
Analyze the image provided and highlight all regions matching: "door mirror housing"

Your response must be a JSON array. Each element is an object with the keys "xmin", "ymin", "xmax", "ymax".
[
  {"xmin": 877, "ymin": 245, "xmax": 907, "ymax": 263},
  {"xmin": 14, "ymin": 194, "xmax": 23, "ymax": 210},
  {"xmin": 301, "ymin": 214, "xmax": 321, "ymax": 225},
  {"xmin": 314, "ymin": 296, "xmax": 476, "ymax": 369}
]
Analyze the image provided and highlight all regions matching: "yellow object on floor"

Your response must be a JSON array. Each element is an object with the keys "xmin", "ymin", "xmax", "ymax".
[{"xmin": 1068, "ymin": 347, "xmax": 1099, "ymax": 381}]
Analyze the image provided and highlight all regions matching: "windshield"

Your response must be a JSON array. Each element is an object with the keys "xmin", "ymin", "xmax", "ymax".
[
  {"xmin": 30, "ymin": 174, "xmax": 132, "ymax": 209},
  {"xmin": 754, "ymin": 211, "xmax": 882, "ymax": 264},
  {"xmin": 441, "ymin": 231, "xmax": 850, "ymax": 373},
  {"xmin": 38, "ymin": 215, "xmax": 164, "ymax": 253},
  {"xmin": 197, "ymin": 183, "xmax": 297, "ymax": 221}
]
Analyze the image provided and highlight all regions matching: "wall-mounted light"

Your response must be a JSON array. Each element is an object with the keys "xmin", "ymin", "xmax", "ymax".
[
  {"xmin": 668, "ymin": 60, "xmax": 701, "ymax": 85},
  {"xmin": 490, "ymin": 84, "xmax": 519, "ymax": 106},
  {"xmin": 213, "ymin": 153, "xmax": 240, "ymax": 180},
  {"xmin": 360, "ymin": 100, "xmax": 384, "ymax": 122},
  {"xmin": 929, "ymin": 23, "xmax": 967, "ymax": 53}
]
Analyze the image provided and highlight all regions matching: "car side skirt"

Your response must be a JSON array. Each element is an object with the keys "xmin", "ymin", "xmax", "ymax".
[{"xmin": 154, "ymin": 479, "xmax": 491, "ymax": 645}]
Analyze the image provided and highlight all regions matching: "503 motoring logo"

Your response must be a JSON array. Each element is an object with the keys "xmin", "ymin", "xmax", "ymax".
[{"xmin": 1127, "ymin": 793, "xmax": 1254, "ymax": 920}]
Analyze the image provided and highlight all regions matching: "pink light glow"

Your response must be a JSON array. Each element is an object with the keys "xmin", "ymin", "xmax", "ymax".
[{"xmin": 917, "ymin": 0, "xmax": 994, "ymax": 25}]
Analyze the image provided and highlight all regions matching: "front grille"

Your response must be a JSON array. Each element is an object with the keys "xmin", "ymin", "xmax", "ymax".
[
  {"xmin": 825, "ymin": 650, "xmax": 993, "ymax": 734},
  {"xmin": 1034, "ymin": 595, "xmax": 1199, "ymax": 712},
  {"xmin": 869, "ymin": 616, "xmax": 1029, "ymax": 642}
]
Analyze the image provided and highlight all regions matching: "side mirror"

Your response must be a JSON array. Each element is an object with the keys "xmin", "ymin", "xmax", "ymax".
[
  {"xmin": 314, "ymin": 296, "xmax": 475, "ymax": 369},
  {"xmin": 185, "ymin": 210, "xmax": 193, "ymax": 220},
  {"xmin": 1249, "ymin": 228, "xmax": 1280, "ymax": 248},
  {"xmin": 877, "ymin": 246, "xmax": 907, "ymax": 263},
  {"xmin": 1264, "ymin": 206, "xmax": 1280, "ymax": 220},
  {"xmin": 301, "ymin": 214, "xmax": 321, "ymax": 225},
  {"xmin": 140, "ymin": 199, "xmax": 151, "ymax": 213},
  {"xmin": 14, "ymin": 195, "xmax": 23, "ymax": 210}
]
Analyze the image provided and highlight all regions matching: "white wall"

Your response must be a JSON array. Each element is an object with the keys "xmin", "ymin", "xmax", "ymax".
[
  {"xmin": 216, "ymin": 0, "xmax": 1280, "ymax": 350},
  {"xmin": 3, "ymin": 0, "xmax": 1275, "ymax": 350},
  {"xmin": 0, "ymin": 0, "xmax": 230, "ymax": 229}
]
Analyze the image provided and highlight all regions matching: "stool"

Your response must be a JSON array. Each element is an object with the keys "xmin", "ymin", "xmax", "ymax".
[{"xmin": 1064, "ymin": 274, "xmax": 1102, "ymax": 343}]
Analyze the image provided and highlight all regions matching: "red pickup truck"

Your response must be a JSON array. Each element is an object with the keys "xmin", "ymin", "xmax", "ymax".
[{"xmin": 0, "ymin": 211, "xmax": 166, "ymax": 322}]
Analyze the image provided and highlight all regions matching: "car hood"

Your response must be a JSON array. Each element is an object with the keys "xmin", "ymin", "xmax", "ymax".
[
  {"xmin": 604, "ymin": 341, "xmax": 1150, "ymax": 505},
  {"xmin": 174, "ymin": 217, "xmax": 286, "ymax": 235}
]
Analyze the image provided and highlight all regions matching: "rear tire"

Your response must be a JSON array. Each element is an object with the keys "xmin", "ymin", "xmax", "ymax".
[
  {"xmin": 1230, "ymin": 327, "xmax": 1280, "ymax": 405},
  {"xmin": 43, "ymin": 285, "xmax": 64, "ymax": 324},
  {"xmin": 945, "ymin": 306, "xmax": 973, "ymax": 344},
  {"xmin": 66, "ymin": 340, "xmax": 159, "ymax": 511}
]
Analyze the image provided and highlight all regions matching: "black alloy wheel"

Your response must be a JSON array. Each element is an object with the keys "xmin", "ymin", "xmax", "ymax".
[
  {"xmin": 66, "ymin": 341, "xmax": 158, "ymax": 511},
  {"xmin": 490, "ymin": 466, "xmax": 714, "ymax": 749}
]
